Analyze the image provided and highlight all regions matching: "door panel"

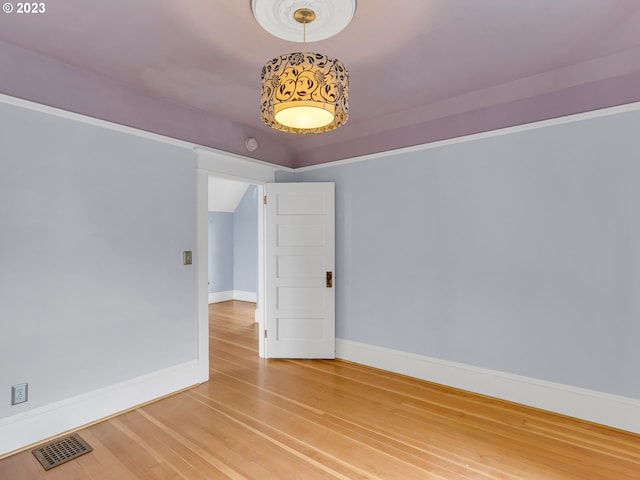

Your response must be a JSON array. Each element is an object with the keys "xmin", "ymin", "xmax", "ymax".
[
  {"xmin": 277, "ymin": 224, "xmax": 326, "ymax": 246},
  {"xmin": 277, "ymin": 255, "xmax": 325, "ymax": 278},
  {"xmin": 265, "ymin": 183, "xmax": 335, "ymax": 358}
]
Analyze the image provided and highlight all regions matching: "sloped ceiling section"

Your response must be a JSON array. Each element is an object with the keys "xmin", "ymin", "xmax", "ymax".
[
  {"xmin": 1, "ymin": 1, "xmax": 640, "ymax": 168},
  {"xmin": 208, "ymin": 177, "xmax": 250, "ymax": 213}
]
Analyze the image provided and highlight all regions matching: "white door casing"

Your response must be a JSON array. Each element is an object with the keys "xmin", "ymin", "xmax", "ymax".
[{"xmin": 264, "ymin": 183, "xmax": 335, "ymax": 358}]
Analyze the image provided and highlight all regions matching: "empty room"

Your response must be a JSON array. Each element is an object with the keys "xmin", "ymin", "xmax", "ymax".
[{"xmin": 1, "ymin": 1, "xmax": 639, "ymax": 478}]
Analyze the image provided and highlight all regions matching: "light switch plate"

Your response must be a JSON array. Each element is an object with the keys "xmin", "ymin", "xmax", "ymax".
[{"xmin": 183, "ymin": 251, "xmax": 192, "ymax": 265}]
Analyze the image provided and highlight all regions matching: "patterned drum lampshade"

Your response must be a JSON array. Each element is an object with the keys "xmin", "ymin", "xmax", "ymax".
[{"xmin": 260, "ymin": 52, "xmax": 349, "ymax": 133}]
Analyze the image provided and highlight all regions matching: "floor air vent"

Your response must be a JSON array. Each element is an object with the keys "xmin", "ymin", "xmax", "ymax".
[{"xmin": 32, "ymin": 433, "xmax": 93, "ymax": 471}]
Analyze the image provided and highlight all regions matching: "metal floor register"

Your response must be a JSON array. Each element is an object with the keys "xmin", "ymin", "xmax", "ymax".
[{"xmin": 32, "ymin": 433, "xmax": 93, "ymax": 471}]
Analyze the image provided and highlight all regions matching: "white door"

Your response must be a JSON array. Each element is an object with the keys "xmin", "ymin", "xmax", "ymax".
[{"xmin": 264, "ymin": 182, "xmax": 335, "ymax": 358}]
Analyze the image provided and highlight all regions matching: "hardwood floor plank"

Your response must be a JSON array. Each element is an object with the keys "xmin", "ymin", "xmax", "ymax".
[
  {"xmin": 186, "ymin": 388, "xmax": 456, "ymax": 480},
  {"xmin": 138, "ymin": 391, "xmax": 352, "ymax": 480},
  {"xmin": 1, "ymin": 300, "xmax": 638, "ymax": 479},
  {"xmin": 206, "ymin": 361, "xmax": 560, "ymax": 478}
]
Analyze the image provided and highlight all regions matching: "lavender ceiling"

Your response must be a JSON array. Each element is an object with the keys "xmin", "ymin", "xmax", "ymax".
[{"xmin": 1, "ymin": 1, "xmax": 640, "ymax": 168}]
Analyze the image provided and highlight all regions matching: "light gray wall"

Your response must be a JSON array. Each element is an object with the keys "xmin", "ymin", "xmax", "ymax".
[
  {"xmin": 208, "ymin": 212, "xmax": 234, "ymax": 293},
  {"xmin": 0, "ymin": 102, "xmax": 198, "ymax": 419},
  {"xmin": 233, "ymin": 185, "xmax": 258, "ymax": 293},
  {"xmin": 279, "ymin": 109, "xmax": 640, "ymax": 399}
]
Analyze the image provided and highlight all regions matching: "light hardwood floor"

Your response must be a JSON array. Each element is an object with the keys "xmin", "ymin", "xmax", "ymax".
[{"xmin": 2, "ymin": 300, "xmax": 639, "ymax": 479}]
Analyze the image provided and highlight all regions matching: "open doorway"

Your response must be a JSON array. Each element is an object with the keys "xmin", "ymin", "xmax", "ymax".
[
  {"xmin": 195, "ymin": 149, "xmax": 277, "ymax": 373},
  {"xmin": 197, "ymin": 164, "xmax": 334, "ymax": 365},
  {"xmin": 207, "ymin": 176, "xmax": 259, "ymax": 305},
  {"xmin": 203, "ymin": 174, "xmax": 265, "ymax": 361}
]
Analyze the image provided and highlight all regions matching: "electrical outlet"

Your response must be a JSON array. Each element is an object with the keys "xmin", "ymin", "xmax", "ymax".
[{"xmin": 11, "ymin": 383, "xmax": 28, "ymax": 405}]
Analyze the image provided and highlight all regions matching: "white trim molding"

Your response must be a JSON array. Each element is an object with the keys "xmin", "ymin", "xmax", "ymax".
[
  {"xmin": 196, "ymin": 171, "xmax": 210, "ymax": 383},
  {"xmin": 0, "ymin": 361, "xmax": 202, "ymax": 457},
  {"xmin": 336, "ymin": 339, "xmax": 640, "ymax": 434},
  {"xmin": 233, "ymin": 290, "xmax": 257, "ymax": 303},
  {"xmin": 208, "ymin": 290, "xmax": 257, "ymax": 304},
  {"xmin": 196, "ymin": 148, "xmax": 286, "ymax": 183},
  {"xmin": 196, "ymin": 152, "xmax": 274, "ymax": 379},
  {"xmin": 297, "ymin": 101, "xmax": 640, "ymax": 173},
  {"xmin": 209, "ymin": 291, "xmax": 234, "ymax": 303}
]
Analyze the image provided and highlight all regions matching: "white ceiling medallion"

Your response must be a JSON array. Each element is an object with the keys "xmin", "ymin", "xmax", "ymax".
[{"xmin": 251, "ymin": 0, "xmax": 357, "ymax": 43}]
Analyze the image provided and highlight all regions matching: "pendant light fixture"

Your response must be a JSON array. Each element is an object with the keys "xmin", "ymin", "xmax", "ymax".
[{"xmin": 253, "ymin": 0, "xmax": 355, "ymax": 134}]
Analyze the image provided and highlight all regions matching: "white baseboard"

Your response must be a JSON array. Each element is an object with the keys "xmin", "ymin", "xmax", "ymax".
[
  {"xmin": 208, "ymin": 291, "xmax": 234, "ymax": 303},
  {"xmin": 208, "ymin": 290, "xmax": 256, "ymax": 303},
  {"xmin": 336, "ymin": 339, "xmax": 640, "ymax": 434},
  {"xmin": 0, "ymin": 360, "xmax": 202, "ymax": 457},
  {"xmin": 233, "ymin": 290, "xmax": 257, "ymax": 303}
]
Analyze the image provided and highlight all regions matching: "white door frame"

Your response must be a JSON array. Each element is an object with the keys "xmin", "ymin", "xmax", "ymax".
[{"xmin": 196, "ymin": 148, "xmax": 283, "ymax": 379}]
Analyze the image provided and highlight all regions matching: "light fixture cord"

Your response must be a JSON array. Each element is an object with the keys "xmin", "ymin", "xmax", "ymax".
[{"xmin": 303, "ymin": 16, "xmax": 307, "ymax": 54}]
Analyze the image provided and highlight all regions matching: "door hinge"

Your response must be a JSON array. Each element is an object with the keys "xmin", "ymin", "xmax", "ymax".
[
  {"xmin": 264, "ymin": 329, "xmax": 267, "ymax": 338},
  {"xmin": 263, "ymin": 195, "xmax": 267, "ymax": 205}
]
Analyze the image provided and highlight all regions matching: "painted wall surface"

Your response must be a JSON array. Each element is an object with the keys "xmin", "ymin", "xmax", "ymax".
[
  {"xmin": 208, "ymin": 212, "xmax": 234, "ymax": 293},
  {"xmin": 280, "ymin": 109, "xmax": 640, "ymax": 400},
  {"xmin": 0, "ymin": 102, "xmax": 198, "ymax": 419},
  {"xmin": 233, "ymin": 185, "xmax": 258, "ymax": 293}
]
